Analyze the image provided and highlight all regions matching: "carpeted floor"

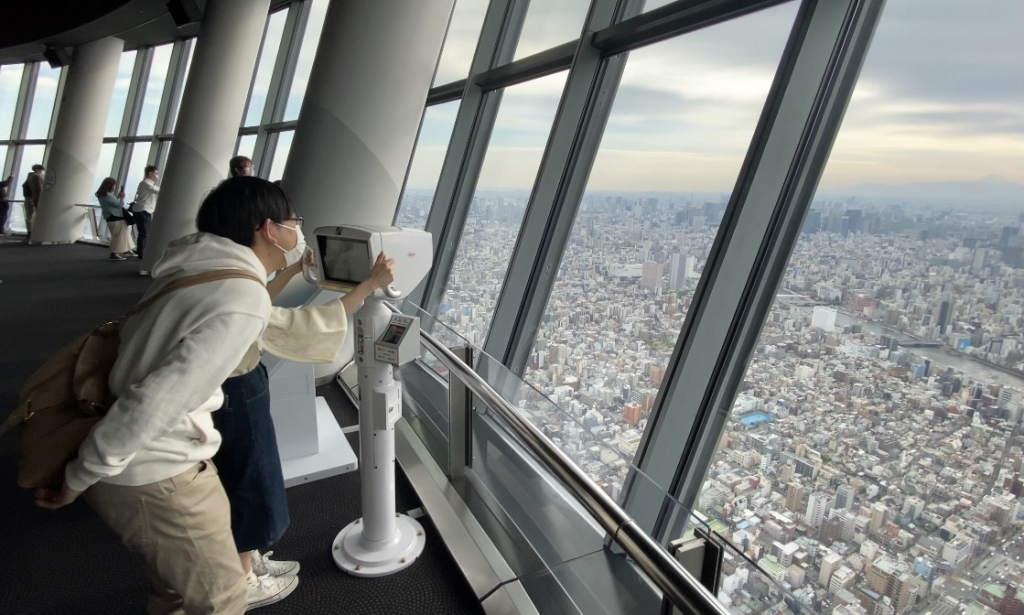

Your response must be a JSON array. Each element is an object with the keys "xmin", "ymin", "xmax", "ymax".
[{"xmin": 0, "ymin": 238, "xmax": 484, "ymax": 615}]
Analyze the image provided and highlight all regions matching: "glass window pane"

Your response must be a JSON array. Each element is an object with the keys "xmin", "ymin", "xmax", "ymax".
[
  {"xmin": 244, "ymin": 9, "xmax": 289, "ymax": 127},
  {"xmin": 267, "ymin": 131, "xmax": 293, "ymax": 180},
  {"xmin": 440, "ymin": 72, "xmax": 568, "ymax": 346},
  {"xmin": 395, "ymin": 101, "xmax": 460, "ymax": 228},
  {"xmin": 136, "ymin": 44, "xmax": 174, "ymax": 136},
  {"xmin": 9, "ymin": 144, "xmax": 45, "ymax": 232},
  {"xmin": 167, "ymin": 43, "xmax": 194, "ymax": 133},
  {"xmin": 284, "ymin": 0, "xmax": 327, "ymax": 121},
  {"xmin": 0, "ymin": 64, "xmax": 25, "ymax": 141},
  {"xmin": 26, "ymin": 65, "xmax": 61, "ymax": 139},
  {"xmin": 92, "ymin": 143, "xmax": 117, "ymax": 202},
  {"xmin": 518, "ymin": 2, "xmax": 797, "ymax": 485},
  {"xmin": 125, "ymin": 142, "xmax": 153, "ymax": 197},
  {"xmin": 433, "ymin": 0, "xmax": 489, "ymax": 86},
  {"xmin": 513, "ymin": 0, "xmax": 590, "ymax": 61},
  {"xmin": 695, "ymin": 2, "xmax": 1024, "ymax": 613},
  {"xmin": 105, "ymin": 51, "xmax": 137, "ymax": 137},
  {"xmin": 236, "ymin": 134, "xmax": 257, "ymax": 159}
]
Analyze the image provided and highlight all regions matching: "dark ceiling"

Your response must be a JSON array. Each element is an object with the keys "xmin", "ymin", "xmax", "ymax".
[{"xmin": 0, "ymin": 0, "xmax": 291, "ymax": 65}]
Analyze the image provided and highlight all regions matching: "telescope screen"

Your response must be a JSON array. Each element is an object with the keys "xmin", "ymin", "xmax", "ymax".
[{"xmin": 320, "ymin": 236, "xmax": 372, "ymax": 285}]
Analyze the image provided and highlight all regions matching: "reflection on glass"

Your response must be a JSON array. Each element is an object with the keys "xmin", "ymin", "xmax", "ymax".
[
  {"xmin": 236, "ymin": 134, "xmax": 257, "ymax": 160},
  {"xmin": 168, "ymin": 43, "xmax": 194, "ymax": 133},
  {"xmin": 520, "ymin": 4, "xmax": 795, "ymax": 482},
  {"xmin": 267, "ymin": 130, "xmax": 293, "ymax": 180},
  {"xmin": 693, "ymin": 2, "xmax": 1024, "ymax": 614},
  {"xmin": 125, "ymin": 142, "xmax": 153, "ymax": 196},
  {"xmin": 284, "ymin": 0, "xmax": 327, "ymax": 121},
  {"xmin": 105, "ymin": 51, "xmax": 137, "ymax": 137},
  {"xmin": 433, "ymin": 0, "xmax": 488, "ymax": 86},
  {"xmin": 9, "ymin": 144, "xmax": 45, "ymax": 232},
  {"xmin": 439, "ymin": 71, "xmax": 567, "ymax": 346},
  {"xmin": 136, "ymin": 45, "xmax": 174, "ymax": 136},
  {"xmin": 395, "ymin": 101, "xmax": 460, "ymax": 229},
  {"xmin": 26, "ymin": 65, "xmax": 61, "ymax": 139},
  {"xmin": 0, "ymin": 64, "xmax": 25, "ymax": 141},
  {"xmin": 92, "ymin": 143, "xmax": 117, "ymax": 203},
  {"xmin": 513, "ymin": 0, "xmax": 589, "ymax": 61},
  {"xmin": 244, "ymin": 9, "xmax": 289, "ymax": 127}
]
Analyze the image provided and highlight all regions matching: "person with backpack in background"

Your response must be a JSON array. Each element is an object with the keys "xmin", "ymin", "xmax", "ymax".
[
  {"xmin": 22, "ymin": 165, "xmax": 44, "ymax": 236},
  {"xmin": 34, "ymin": 176, "xmax": 304, "ymax": 614}
]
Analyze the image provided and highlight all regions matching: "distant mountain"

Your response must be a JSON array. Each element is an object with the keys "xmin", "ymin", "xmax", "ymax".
[{"xmin": 817, "ymin": 178, "xmax": 1024, "ymax": 212}]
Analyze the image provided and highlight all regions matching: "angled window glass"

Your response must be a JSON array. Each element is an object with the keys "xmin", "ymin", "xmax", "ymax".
[
  {"xmin": 267, "ymin": 130, "xmax": 293, "ymax": 181},
  {"xmin": 125, "ymin": 142, "xmax": 153, "ymax": 195},
  {"xmin": 236, "ymin": 134, "xmax": 257, "ymax": 160},
  {"xmin": 283, "ymin": 0, "xmax": 327, "ymax": 121},
  {"xmin": 92, "ymin": 143, "xmax": 117, "ymax": 202},
  {"xmin": 433, "ymin": 0, "xmax": 489, "ymax": 87},
  {"xmin": 105, "ymin": 51, "xmax": 137, "ymax": 137},
  {"xmin": 395, "ymin": 101, "xmax": 460, "ymax": 229},
  {"xmin": 439, "ymin": 71, "xmax": 568, "ymax": 346},
  {"xmin": 244, "ymin": 9, "xmax": 289, "ymax": 127},
  {"xmin": 520, "ymin": 4, "xmax": 797, "ymax": 472},
  {"xmin": 25, "ymin": 65, "xmax": 61, "ymax": 139},
  {"xmin": 513, "ymin": 0, "xmax": 590, "ymax": 61},
  {"xmin": 692, "ymin": 2, "xmax": 1024, "ymax": 612},
  {"xmin": 167, "ymin": 42, "xmax": 194, "ymax": 133},
  {"xmin": 0, "ymin": 64, "xmax": 25, "ymax": 141},
  {"xmin": 136, "ymin": 44, "xmax": 174, "ymax": 136}
]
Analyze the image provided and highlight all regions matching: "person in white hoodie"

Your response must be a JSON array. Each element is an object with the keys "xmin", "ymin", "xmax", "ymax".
[{"xmin": 35, "ymin": 176, "xmax": 304, "ymax": 615}]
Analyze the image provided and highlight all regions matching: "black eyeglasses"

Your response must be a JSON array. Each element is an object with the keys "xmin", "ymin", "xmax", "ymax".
[{"xmin": 284, "ymin": 216, "xmax": 304, "ymax": 229}]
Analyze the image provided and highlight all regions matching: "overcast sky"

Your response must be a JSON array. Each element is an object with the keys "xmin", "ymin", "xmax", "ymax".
[
  {"xmin": 411, "ymin": 0, "xmax": 1024, "ymax": 192},
  {"xmin": 3, "ymin": 0, "xmax": 1021, "ymax": 194}
]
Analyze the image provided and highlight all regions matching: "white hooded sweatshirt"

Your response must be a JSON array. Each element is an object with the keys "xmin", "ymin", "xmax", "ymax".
[{"xmin": 65, "ymin": 233, "xmax": 271, "ymax": 491}]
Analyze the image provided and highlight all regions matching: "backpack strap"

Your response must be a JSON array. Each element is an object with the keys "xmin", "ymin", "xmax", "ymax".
[{"xmin": 124, "ymin": 270, "xmax": 266, "ymax": 319}]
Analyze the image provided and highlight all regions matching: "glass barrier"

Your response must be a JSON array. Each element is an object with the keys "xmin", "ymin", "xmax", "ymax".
[{"xmin": 396, "ymin": 300, "xmax": 737, "ymax": 613}]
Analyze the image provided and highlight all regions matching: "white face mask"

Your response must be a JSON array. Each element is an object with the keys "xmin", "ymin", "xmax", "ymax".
[{"xmin": 274, "ymin": 222, "xmax": 306, "ymax": 268}]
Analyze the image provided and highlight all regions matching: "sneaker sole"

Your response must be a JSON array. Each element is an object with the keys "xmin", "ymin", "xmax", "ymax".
[{"xmin": 246, "ymin": 576, "xmax": 299, "ymax": 611}]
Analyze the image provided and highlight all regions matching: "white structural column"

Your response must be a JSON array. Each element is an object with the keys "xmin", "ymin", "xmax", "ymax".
[
  {"xmin": 142, "ymin": 0, "xmax": 272, "ymax": 270},
  {"xmin": 277, "ymin": 0, "xmax": 453, "ymax": 304},
  {"xmin": 31, "ymin": 37, "xmax": 123, "ymax": 244}
]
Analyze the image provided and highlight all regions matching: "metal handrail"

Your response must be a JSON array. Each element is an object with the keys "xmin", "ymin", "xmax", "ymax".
[{"xmin": 416, "ymin": 328, "xmax": 730, "ymax": 615}]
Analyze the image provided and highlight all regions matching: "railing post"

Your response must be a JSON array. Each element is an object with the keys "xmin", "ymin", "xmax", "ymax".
[{"xmin": 448, "ymin": 345, "xmax": 474, "ymax": 479}]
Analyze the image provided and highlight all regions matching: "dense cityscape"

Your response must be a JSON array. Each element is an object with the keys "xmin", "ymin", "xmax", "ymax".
[{"xmin": 400, "ymin": 189, "xmax": 1024, "ymax": 615}]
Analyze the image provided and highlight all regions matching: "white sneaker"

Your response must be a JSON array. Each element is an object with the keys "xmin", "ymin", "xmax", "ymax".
[
  {"xmin": 246, "ymin": 571, "xmax": 298, "ymax": 611},
  {"xmin": 252, "ymin": 550, "xmax": 300, "ymax": 576}
]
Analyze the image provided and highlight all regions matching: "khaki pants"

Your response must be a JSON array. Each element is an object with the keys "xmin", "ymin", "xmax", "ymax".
[
  {"xmin": 24, "ymin": 199, "xmax": 37, "ymax": 234},
  {"xmin": 86, "ymin": 462, "xmax": 247, "ymax": 615}
]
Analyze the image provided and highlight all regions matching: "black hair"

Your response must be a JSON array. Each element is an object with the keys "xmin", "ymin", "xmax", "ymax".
[
  {"xmin": 195, "ymin": 176, "xmax": 294, "ymax": 247},
  {"xmin": 144, "ymin": 165, "xmax": 158, "ymax": 175},
  {"xmin": 229, "ymin": 155, "xmax": 253, "ymax": 177}
]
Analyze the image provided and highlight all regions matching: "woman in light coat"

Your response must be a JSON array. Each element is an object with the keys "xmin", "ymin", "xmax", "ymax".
[{"xmin": 95, "ymin": 177, "xmax": 135, "ymax": 261}]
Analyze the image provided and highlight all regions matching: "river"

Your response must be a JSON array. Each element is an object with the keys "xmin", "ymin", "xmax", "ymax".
[{"xmin": 833, "ymin": 311, "xmax": 1024, "ymax": 390}]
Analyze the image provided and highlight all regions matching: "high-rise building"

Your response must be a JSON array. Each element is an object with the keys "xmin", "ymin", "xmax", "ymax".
[
  {"xmin": 622, "ymin": 402, "xmax": 642, "ymax": 426},
  {"xmin": 812, "ymin": 306, "xmax": 838, "ymax": 332},
  {"xmin": 819, "ymin": 551, "xmax": 842, "ymax": 587},
  {"xmin": 805, "ymin": 491, "xmax": 832, "ymax": 528},
  {"xmin": 641, "ymin": 262, "xmax": 662, "ymax": 292},
  {"xmin": 869, "ymin": 502, "xmax": 889, "ymax": 536},
  {"xmin": 836, "ymin": 484, "xmax": 856, "ymax": 511},
  {"xmin": 786, "ymin": 482, "xmax": 806, "ymax": 513}
]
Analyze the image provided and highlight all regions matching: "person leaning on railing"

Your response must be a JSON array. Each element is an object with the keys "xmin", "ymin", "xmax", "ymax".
[{"xmin": 95, "ymin": 177, "xmax": 137, "ymax": 261}]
